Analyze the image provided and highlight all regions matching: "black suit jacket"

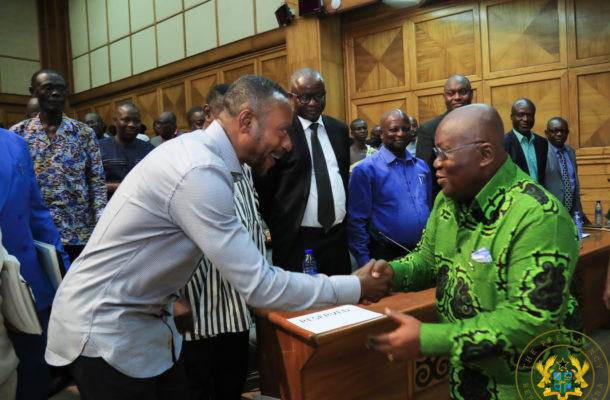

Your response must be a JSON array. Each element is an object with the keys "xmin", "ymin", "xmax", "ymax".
[
  {"xmin": 415, "ymin": 112, "xmax": 448, "ymax": 197},
  {"xmin": 253, "ymin": 113, "xmax": 350, "ymax": 258},
  {"xmin": 503, "ymin": 130, "xmax": 548, "ymax": 186}
]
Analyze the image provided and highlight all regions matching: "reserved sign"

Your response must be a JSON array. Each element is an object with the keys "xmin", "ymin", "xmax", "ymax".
[{"xmin": 287, "ymin": 305, "xmax": 384, "ymax": 334}]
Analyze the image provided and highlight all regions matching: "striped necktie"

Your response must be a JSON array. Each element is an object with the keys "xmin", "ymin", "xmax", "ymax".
[{"xmin": 558, "ymin": 149, "xmax": 573, "ymax": 212}]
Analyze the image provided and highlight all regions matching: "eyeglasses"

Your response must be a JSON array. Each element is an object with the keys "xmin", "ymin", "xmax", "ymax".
[
  {"xmin": 290, "ymin": 91, "xmax": 326, "ymax": 105},
  {"xmin": 433, "ymin": 141, "xmax": 485, "ymax": 161}
]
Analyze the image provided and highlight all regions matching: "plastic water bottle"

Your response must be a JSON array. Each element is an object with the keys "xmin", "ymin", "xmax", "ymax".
[
  {"xmin": 595, "ymin": 200, "xmax": 603, "ymax": 227},
  {"xmin": 574, "ymin": 211, "xmax": 583, "ymax": 246},
  {"xmin": 302, "ymin": 249, "xmax": 318, "ymax": 275}
]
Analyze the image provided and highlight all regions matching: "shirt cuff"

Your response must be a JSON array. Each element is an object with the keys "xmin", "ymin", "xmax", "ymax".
[
  {"xmin": 328, "ymin": 275, "xmax": 361, "ymax": 304},
  {"xmin": 419, "ymin": 323, "xmax": 453, "ymax": 356},
  {"xmin": 389, "ymin": 260, "xmax": 407, "ymax": 288}
]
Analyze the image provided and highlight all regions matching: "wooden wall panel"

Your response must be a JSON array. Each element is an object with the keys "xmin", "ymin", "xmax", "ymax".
[
  {"xmin": 486, "ymin": 72, "xmax": 567, "ymax": 137},
  {"xmin": 569, "ymin": 0, "xmax": 610, "ymax": 65},
  {"xmin": 481, "ymin": 0, "xmax": 566, "ymax": 78},
  {"xmin": 2, "ymin": 108, "xmax": 26, "ymax": 128},
  {"xmin": 412, "ymin": 7, "xmax": 479, "ymax": 87},
  {"xmin": 188, "ymin": 74, "xmax": 219, "ymax": 109},
  {"xmin": 161, "ymin": 83, "xmax": 187, "ymax": 132},
  {"xmin": 352, "ymin": 26, "xmax": 406, "ymax": 94},
  {"xmin": 93, "ymin": 103, "xmax": 113, "ymax": 131},
  {"xmin": 135, "ymin": 91, "xmax": 160, "ymax": 138},
  {"xmin": 259, "ymin": 54, "xmax": 289, "ymax": 91},
  {"xmin": 351, "ymin": 94, "xmax": 408, "ymax": 135},
  {"xmin": 574, "ymin": 69, "xmax": 610, "ymax": 149},
  {"xmin": 222, "ymin": 63, "xmax": 256, "ymax": 84}
]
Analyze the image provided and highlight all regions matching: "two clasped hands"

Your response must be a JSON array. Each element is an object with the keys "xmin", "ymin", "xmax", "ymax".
[{"xmin": 354, "ymin": 259, "xmax": 422, "ymax": 363}]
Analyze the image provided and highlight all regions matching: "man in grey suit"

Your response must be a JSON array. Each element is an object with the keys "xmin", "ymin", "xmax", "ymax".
[{"xmin": 543, "ymin": 117, "xmax": 590, "ymax": 223}]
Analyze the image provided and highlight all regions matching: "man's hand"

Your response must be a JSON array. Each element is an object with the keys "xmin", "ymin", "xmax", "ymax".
[
  {"xmin": 355, "ymin": 259, "xmax": 392, "ymax": 304},
  {"xmin": 370, "ymin": 259, "xmax": 394, "ymax": 280},
  {"xmin": 172, "ymin": 298, "xmax": 193, "ymax": 335},
  {"xmin": 366, "ymin": 308, "xmax": 421, "ymax": 362}
]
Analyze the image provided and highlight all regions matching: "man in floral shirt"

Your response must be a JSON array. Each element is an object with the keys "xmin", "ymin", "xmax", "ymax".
[
  {"xmin": 11, "ymin": 70, "xmax": 106, "ymax": 262},
  {"xmin": 367, "ymin": 104, "xmax": 581, "ymax": 399}
]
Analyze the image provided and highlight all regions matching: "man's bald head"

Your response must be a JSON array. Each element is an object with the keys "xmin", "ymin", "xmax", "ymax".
[
  {"xmin": 27, "ymin": 97, "xmax": 39, "ymax": 118},
  {"xmin": 290, "ymin": 68, "xmax": 324, "ymax": 90},
  {"xmin": 443, "ymin": 74, "xmax": 473, "ymax": 112},
  {"xmin": 85, "ymin": 112, "xmax": 107, "ymax": 139},
  {"xmin": 433, "ymin": 104, "xmax": 506, "ymax": 202},
  {"xmin": 380, "ymin": 109, "xmax": 410, "ymax": 158}
]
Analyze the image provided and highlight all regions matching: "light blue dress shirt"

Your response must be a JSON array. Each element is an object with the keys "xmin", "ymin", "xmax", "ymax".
[
  {"xmin": 45, "ymin": 121, "xmax": 360, "ymax": 378},
  {"xmin": 512, "ymin": 129, "xmax": 539, "ymax": 182}
]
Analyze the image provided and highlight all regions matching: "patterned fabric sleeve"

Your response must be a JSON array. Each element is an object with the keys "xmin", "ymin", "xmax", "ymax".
[
  {"xmin": 419, "ymin": 209, "xmax": 578, "ymax": 361},
  {"xmin": 83, "ymin": 126, "xmax": 107, "ymax": 222}
]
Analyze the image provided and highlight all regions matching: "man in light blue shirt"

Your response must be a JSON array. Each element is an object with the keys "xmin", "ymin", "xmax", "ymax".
[
  {"xmin": 348, "ymin": 109, "xmax": 432, "ymax": 268},
  {"xmin": 503, "ymin": 98, "xmax": 548, "ymax": 185},
  {"xmin": 45, "ymin": 75, "xmax": 391, "ymax": 399}
]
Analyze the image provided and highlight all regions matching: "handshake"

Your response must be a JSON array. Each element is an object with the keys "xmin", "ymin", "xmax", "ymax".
[{"xmin": 353, "ymin": 259, "xmax": 395, "ymax": 304}]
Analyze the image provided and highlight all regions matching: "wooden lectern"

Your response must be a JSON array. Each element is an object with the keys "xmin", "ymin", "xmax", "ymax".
[{"xmin": 254, "ymin": 229, "xmax": 610, "ymax": 400}]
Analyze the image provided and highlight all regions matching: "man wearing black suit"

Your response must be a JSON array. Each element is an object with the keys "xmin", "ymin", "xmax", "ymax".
[
  {"xmin": 416, "ymin": 75, "xmax": 473, "ymax": 197},
  {"xmin": 503, "ymin": 98, "xmax": 547, "ymax": 185},
  {"xmin": 543, "ymin": 117, "xmax": 589, "ymax": 223},
  {"xmin": 253, "ymin": 68, "xmax": 351, "ymax": 275}
]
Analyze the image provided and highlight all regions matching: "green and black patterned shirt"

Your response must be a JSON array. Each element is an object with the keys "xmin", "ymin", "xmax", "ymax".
[{"xmin": 389, "ymin": 158, "xmax": 581, "ymax": 399}]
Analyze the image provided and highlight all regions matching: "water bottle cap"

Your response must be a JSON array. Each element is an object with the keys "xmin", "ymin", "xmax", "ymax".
[{"xmin": 305, "ymin": 249, "xmax": 312, "ymax": 254}]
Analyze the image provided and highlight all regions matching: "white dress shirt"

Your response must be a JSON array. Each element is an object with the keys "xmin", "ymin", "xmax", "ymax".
[
  {"xmin": 298, "ymin": 115, "xmax": 347, "ymax": 228},
  {"xmin": 45, "ymin": 120, "xmax": 360, "ymax": 378}
]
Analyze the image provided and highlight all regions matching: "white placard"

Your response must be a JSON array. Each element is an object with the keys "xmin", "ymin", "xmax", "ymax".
[{"xmin": 287, "ymin": 305, "xmax": 384, "ymax": 334}]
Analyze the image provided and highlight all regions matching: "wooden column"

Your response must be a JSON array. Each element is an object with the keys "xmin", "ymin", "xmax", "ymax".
[
  {"xmin": 36, "ymin": 0, "xmax": 72, "ymax": 92},
  {"xmin": 285, "ymin": 10, "xmax": 346, "ymax": 122}
]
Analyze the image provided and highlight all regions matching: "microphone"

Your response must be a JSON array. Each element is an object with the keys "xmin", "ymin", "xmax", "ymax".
[{"xmin": 370, "ymin": 225, "xmax": 412, "ymax": 254}]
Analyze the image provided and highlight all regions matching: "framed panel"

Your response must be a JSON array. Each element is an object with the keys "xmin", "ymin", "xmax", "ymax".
[
  {"xmin": 135, "ymin": 90, "xmax": 160, "ymax": 137},
  {"xmin": 161, "ymin": 82, "xmax": 187, "ymax": 131},
  {"xmin": 567, "ymin": 0, "xmax": 610, "ymax": 67},
  {"xmin": 408, "ymin": 5, "xmax": 481, "ymax": 89},
  {"xmin": 483, "ymin": 70, "xmax": 568, "ymax": 142},
  {"xmin": 258, "ymin": 53, "xmax": 289, "ymax": 90},
  {"xmin": 93, "ymin": 103, "xmax": 114, "ymax": 130},
  {"xmin": 188, "ymin": 73, "xmax": 219, "ymax": 109},
  {"xmin": 350, "ymin": 93, "xmax": 408, "ymax": 137},
  {"xmin": 221, "ymin": 62, "xmax": 256, "ymax": 84},
  {"xmin": 481, "ymin": 0, "xmax": 567, "ymax": 79},
  {"xmin": 349, "ymin": 24, "xmax": 406, "ymax": 95},
  {"xmin": 568, "ymin": 65, "xmax": 610, "ymax": 151}
]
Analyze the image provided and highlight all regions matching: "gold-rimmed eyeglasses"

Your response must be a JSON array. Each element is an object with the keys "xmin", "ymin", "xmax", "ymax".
[{"xmin": 433, "ymin": 141, "xmax": 485, "ymax": 161}]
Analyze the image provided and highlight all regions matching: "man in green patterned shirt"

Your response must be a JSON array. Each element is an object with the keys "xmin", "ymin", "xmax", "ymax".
[{"xmin": 367, "ymin": 104, "xmax": 581, "ymax": 399}]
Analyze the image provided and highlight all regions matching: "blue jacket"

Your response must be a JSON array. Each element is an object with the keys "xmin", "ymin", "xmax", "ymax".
[{"xmin": 0, "ymin": 128, "xmax": 70, "ymax": 310}]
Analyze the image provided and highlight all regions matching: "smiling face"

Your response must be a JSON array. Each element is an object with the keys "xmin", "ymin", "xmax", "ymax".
[
  {"xmin": 443, "ymin": 77, "xmax": 473, "ymax": 112},
  {"xmin": 245, "ymin": 98, "xmax": 293, "ymax": 174},
  {"xmin": 31, "ymin": 72, "xmax": 67, "ymax": 113},
  {"xmin": 290, "ymin": 74, "xmax": 326, "ymax": 122},
  {"xmin": 381, "ymin": 110, "xmax": 411, "ymax": 158},
  {"xmin": 113, "ymin": 106, "xmax": 141, "ymax": 144}
]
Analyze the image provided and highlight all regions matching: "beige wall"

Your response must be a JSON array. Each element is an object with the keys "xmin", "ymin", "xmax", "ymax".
[
  {"xmin": 0, "ymin": 0, "xmax": 41, "ymax": 96},
  {"xmin": 68, "ymin": 0, "xmax": 285, "ymax": 93}
]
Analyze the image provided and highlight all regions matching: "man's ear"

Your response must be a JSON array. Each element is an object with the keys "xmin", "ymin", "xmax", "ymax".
[
  {"xmin": 203, "ymin": 104, "xmax": 213, "ymax": 122},
  {"xmin": 238, "ymin": 109, "xmax": 254, "ymax": 133},
  {"xmin": 29, "ymin": 86, "xmax": 35, "ymax": 96},
  {"xmin": 479, "ymin": 143, "xmax": 495, "ymax": 167}
]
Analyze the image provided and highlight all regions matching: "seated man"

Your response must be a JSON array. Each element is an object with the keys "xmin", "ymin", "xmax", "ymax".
[
  {"xmin": 543, "ymin": 117, "xmax": 589, "ymax": 223},
  {"xmin": 348, "ymin": 109, "xmax": 431, "ymax": 267},
  {"xmin": 367, "ymin": 104, "xmax": 581, "ymax": 399},
  {"xmin": 99, "ymin": 103, "xmax": 155, "ymax": 198}
]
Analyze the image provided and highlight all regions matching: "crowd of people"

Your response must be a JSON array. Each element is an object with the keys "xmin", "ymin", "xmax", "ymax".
[{"xmin": 0, "ymin": 66, "xmax": 594, "ymax": 400}]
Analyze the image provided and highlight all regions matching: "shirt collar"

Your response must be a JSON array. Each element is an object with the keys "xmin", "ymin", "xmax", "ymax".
[
  {"xmin": 205, "ymin": 120, "xmax": 243, "ymax": 179},
  {"xmin": 472, "ymin": 158, "xmax": 517, "ymax": 211},
  {"xmin": 297, "ymin": 115, "xmax": 324, "ymax": 132},
  {"xmin": 512, "ymin": 128, "xmax": 535, "ymax": 145},
  {"xmin": 379, "ymin": 144, "xmax": 413, "ymax": 164},
  {"xmin": 549, "ymin": 142, "xmax": 565, "ymax": 153}
]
